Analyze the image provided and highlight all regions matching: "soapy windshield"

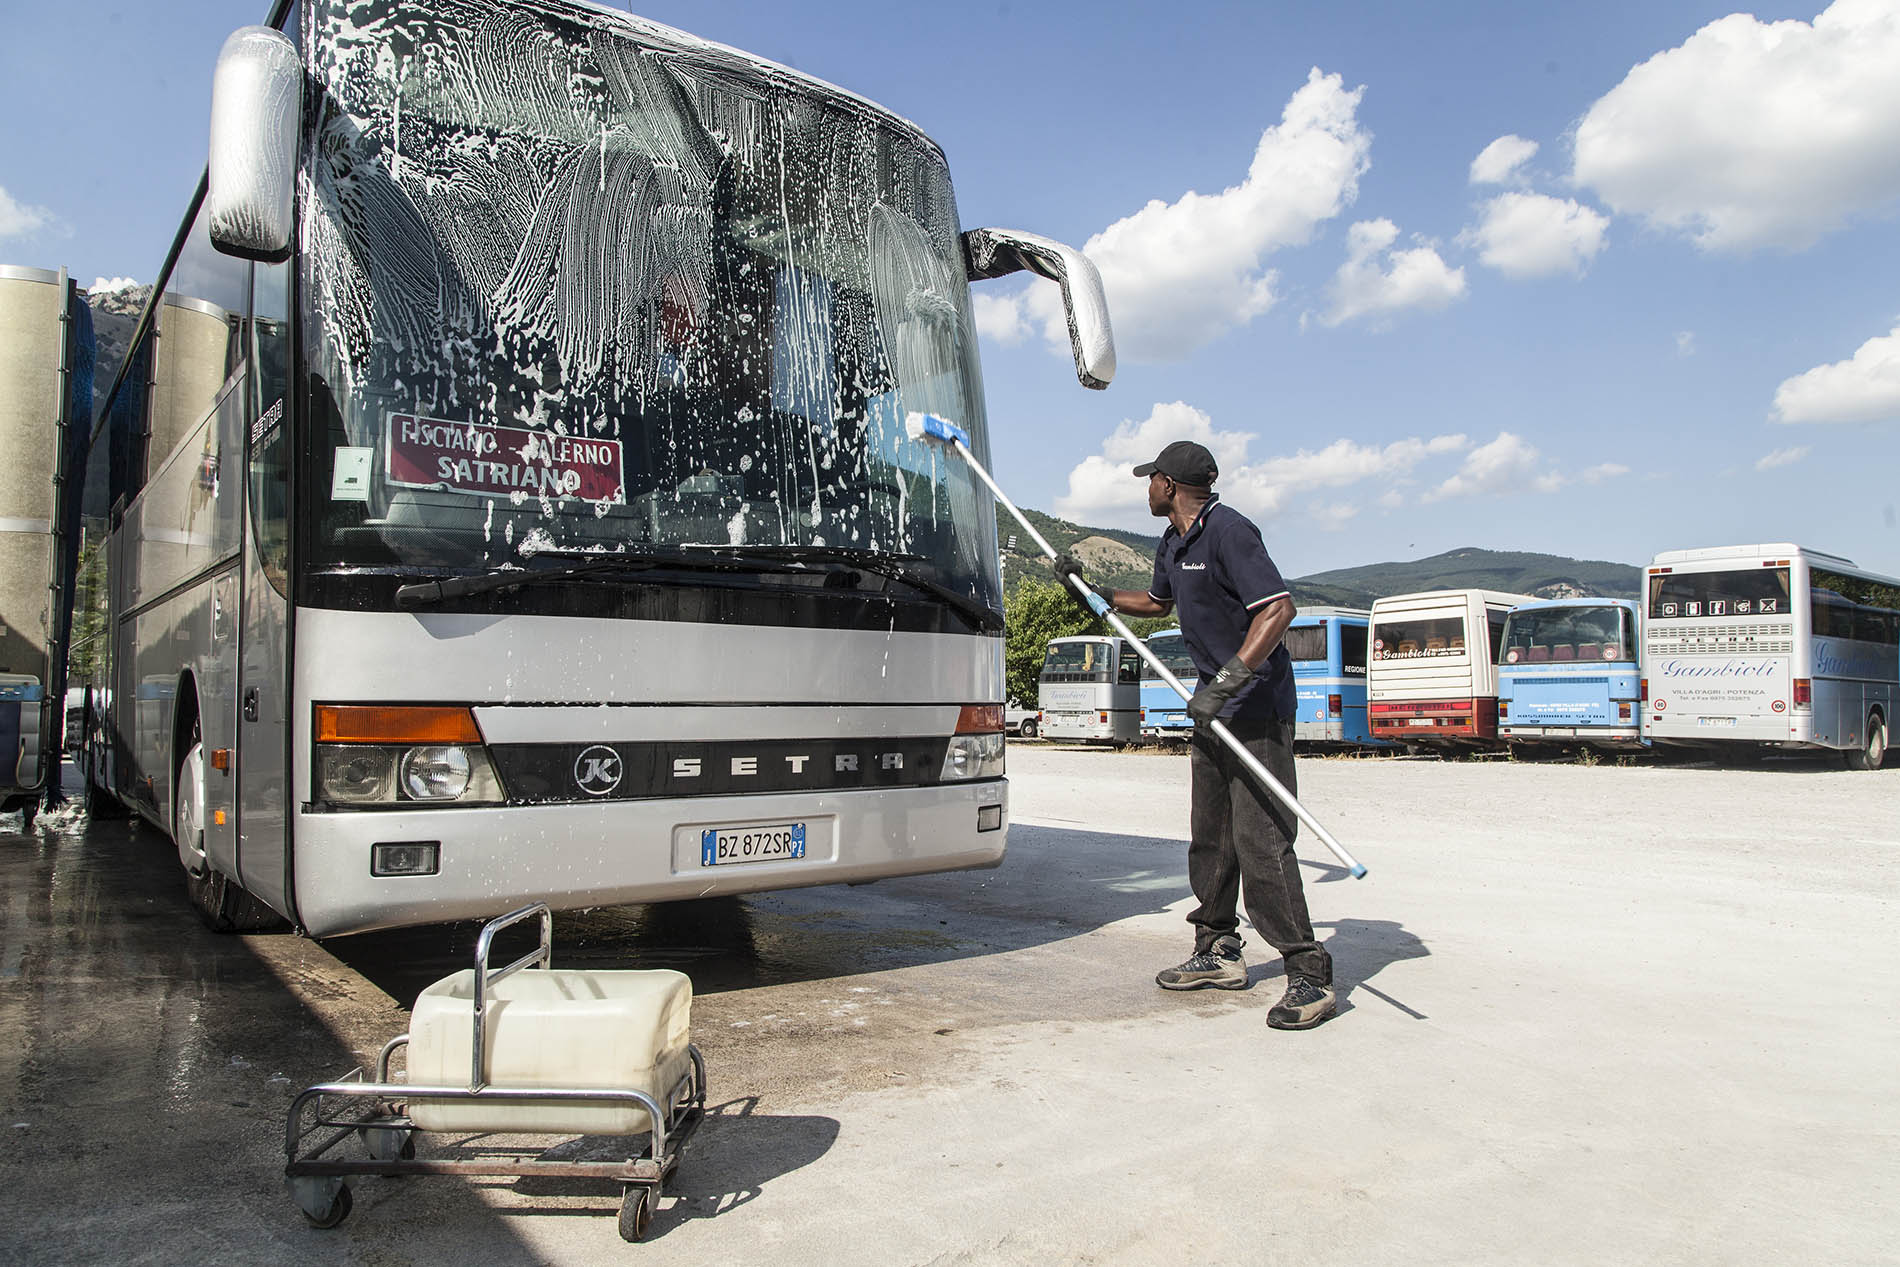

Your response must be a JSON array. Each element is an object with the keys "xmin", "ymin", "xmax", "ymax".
[{"xmin": 299, "ymin": 0, "xmax": 998, "ymax": 611}]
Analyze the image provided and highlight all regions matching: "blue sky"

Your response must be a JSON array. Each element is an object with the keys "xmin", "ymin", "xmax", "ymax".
[{"xmin": 5, "ymin": 0, "xmax": 1899, "ymax": 576}]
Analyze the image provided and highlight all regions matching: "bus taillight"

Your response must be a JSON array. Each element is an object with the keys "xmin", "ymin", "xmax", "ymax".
[
  {"xmin": 1640, "ymin": 678, "xmax": 1648, "ymax": 703},
  {"xmin": 1327, "ymin": 694, "xmax": 1342, "ymax": 717},
  {"xmin": 1793, "ymin": 678, "xmax": 1812, "ymax": 708}
]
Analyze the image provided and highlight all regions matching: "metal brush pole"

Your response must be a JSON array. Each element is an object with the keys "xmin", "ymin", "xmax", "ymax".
[{"xmin": 911, "ymin": 414, "xmax": 1367, "ymax": 879}]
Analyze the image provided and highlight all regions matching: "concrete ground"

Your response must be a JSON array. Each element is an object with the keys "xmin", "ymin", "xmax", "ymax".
[{"xmin": 2, "ymin": 745, "xmax": 1895, "ymax": 1265}]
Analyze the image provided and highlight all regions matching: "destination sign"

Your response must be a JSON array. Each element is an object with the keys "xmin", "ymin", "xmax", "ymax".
[{"xmin": 385, "ymin": 412, "xmax": 625, "ymax": 503}]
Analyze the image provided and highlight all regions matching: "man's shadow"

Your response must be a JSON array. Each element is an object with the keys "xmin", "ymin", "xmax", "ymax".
[{"xmin": 1238, "ymin": 865, "xmax": 1432, "ymax": 1021}]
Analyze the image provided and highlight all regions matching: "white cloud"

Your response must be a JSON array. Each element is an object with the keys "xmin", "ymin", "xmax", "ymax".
[
  {"xmin": 1581, "ymin": 462, "xmax": 1630, "ymax": 483},
  {"xmin": 1470, "ymin": 135, "xmax": 1539, "ymax": 186},
  {"xmin": 89, "ymin": 276, "xmax": 139, "ymax": 295},
  {"xmin": 970, "ymin": 292, "xmax": 1028, "ymax": 345},
  {"xmin": 1422, "ymin": 431, "xmax": 1542, "ymax": 502},
  {"xmin": 1757, "ymin": 445, "xmax": 1812, "ymax": 469},
  {"xmin": 1772, "ymin": 325, "xmax": 1900, "ymax": 423},
  {"xmin": 1676, "ymin": 331, "xmax": 1697, "ymax": 357},
  {"xmin": 1053, "ymin": 400, "xmax": 1468, "ymax": 527},
  {"xmin": 1310, "ymin": 502, "xmax": 1359, "ymax": 531},
  {"xmin": 1466, "ymin": 192, "xmax": 1609, "ymax": 278},
  {"xmin": 1003, "ymin": 68, "xmax": 1371, "ymax": 363},
  {"xmin": 1316, "ymin": 218, "xmax": 1467, "ymax": 327},
  {"xmin": 0, "ymin": 185, "xmax": 53, "ymax": 239},
  {"xmin": 1572, "ymin": 1, "xmax": 1900, "ymax": 251}
]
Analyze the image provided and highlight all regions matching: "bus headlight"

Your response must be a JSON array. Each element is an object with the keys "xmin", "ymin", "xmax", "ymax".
[
  {"xmin": 319, "ymin": 746, "xmax": 396, "ymax": 802},
  {"xmin": 401, "ymin": 745, "xmax": 473, "ymax": 800},
  {"xmin": 940, "ymin": 732, "xmax": 1005, "ymax": 781},
  {"xmin": 940, "ymin": 704, "xmax": 1006, "ymax": 781},
  {"xmin": 314, "ymin": 705, "xmax": 507, "ymax": 808}
]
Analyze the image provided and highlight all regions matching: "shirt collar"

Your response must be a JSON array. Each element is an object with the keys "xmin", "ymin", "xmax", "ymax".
[{"xmin": 1180, "ymin": 492, "xmax": 1221, "ymax": 543}]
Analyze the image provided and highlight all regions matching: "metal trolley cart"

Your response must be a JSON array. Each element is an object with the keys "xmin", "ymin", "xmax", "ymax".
[{"xmin": 285, "ymin": 904, "xmax": 707, "ymax": 1243}]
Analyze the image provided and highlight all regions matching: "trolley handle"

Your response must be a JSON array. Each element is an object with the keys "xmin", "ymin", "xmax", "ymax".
[{"xmin": 469, "ymin": 902, "xmax": 553, "ymax": 1090}]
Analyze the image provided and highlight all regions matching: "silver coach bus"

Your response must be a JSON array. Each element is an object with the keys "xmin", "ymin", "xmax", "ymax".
[{"xmin": 77, "ymin": 0, "xmax": 1115, "ymax": 935}]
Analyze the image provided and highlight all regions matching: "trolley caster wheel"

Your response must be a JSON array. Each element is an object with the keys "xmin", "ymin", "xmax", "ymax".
[
  {"xmin": 618, "ymin": 1185, "xmax": 653, "ymax": 1242},
  {"xmin": 290, "ymin": 1176, "xmax": 353, "ymax": 1229},
  {"xmin": 361, "ymin": 1125, "xmax": 415, "ymax": 1162}
]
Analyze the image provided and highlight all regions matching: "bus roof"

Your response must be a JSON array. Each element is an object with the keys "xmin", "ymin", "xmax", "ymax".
[
  {"xmin": 1048, "ymin": 634, "xmax": 1125, "ymax": 646},
  {"xmin": 1648, "ymin": 543, "xmax": 1858, "ymax": 569},
  {"xmin": 1506, "ymin": 596, "xmax": 1638, "ymax": 612},
  {"xmin": 1369, "ymin": 588, "xmax": 1538, "ymax": 612},
  {"xmin": 1289, "ymin": 606, "xmax": 1370, "ymax": 623}
]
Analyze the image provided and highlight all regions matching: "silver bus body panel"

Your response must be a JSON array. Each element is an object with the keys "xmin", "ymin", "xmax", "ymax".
[
  {"xmin": 293, "ymin": 608, "xmax": 1002, "ymax": 706},
  {"xmin": 292, "ymin": 780, "xmax": 1006, "ymax": 938},
  {"xmin": 289, "ymin": 607, "xmax": 1005, "ymax": 934}
]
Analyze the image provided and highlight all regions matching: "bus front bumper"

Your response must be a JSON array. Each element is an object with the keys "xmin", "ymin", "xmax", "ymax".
[{"xmin": 291, "ymin": 779, "xmax": 1007, "ymax": 937}]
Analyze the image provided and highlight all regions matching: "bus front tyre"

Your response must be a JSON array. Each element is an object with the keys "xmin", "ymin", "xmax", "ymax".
[
  {"xmin": 1020, "ymin": 717, "xmax": 1038, "ymax": 739},
  {"xmin": 1845, "ymin": 710, "xmax": 1887, "ymax": 771}
]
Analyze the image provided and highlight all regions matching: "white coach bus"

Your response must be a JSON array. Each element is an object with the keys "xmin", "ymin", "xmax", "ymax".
[
  {"xmin": 1367, "ymin": 588, "xmax": 1535, "ymax": 747},
  {"xmin": 1643, "ymin": 544, "xmax": 1897, "ymax": 767},
  {"xmin": 1037, "ymin": 635, "xmax": 1142, "ymax": 744},
  {"xmin": 75, "ymin": 0, "xmax": 1115, "ymax": 934}
]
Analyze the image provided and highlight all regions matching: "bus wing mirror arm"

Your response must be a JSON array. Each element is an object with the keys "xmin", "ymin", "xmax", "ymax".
[
  {"xmin": 961, "ymin": 228, "xmax": 1116, "ymax": 390},
  {"xmin": 206, "ymin": 26, "xmax": 302, "ymax": 263}
]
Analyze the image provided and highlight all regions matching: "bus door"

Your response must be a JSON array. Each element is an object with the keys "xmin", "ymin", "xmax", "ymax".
[{"xmin": 237, "ymin": 260, "xmax": 294, "ymax": 911}]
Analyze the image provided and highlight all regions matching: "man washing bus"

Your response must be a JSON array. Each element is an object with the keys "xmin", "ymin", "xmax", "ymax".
[{"xmin": 1053, "ymin": 441, "xmax": 1335, "ymax": 1029}]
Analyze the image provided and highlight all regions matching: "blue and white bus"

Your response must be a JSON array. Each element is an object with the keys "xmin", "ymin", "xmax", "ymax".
[
  {"xmin": 1497, "ymin": 598, "xmax": 1644, "ymax": 749},
  {"xmin": 1286, "ymin": 607, "xmax": 1388, "ymax": 748},
  {"xmin": 1138, "ymin": 629, "xmax": 1195, "ymax": 739},
  {"xmin": 1643, "ymin": 544, "xmax": 1898, "ymax": 767}
]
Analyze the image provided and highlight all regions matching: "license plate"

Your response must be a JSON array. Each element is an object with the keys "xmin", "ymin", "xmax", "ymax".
[
  {"xmin": 1698, "ymin": 716, "xmax": 1738, "ymax": 728},
  {"xmin": 701, "ymin": 822, "xmax": 807, "ymax": 866}
]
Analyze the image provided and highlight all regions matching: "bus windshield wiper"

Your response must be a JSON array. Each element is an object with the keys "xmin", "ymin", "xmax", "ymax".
[
  {"xmin": 685, "ymin": 544, "xmax": 1005, "ymax": 632},
  {"xmin": 391, "ymin": 558, "xmax": 660, "ymax": 607},
  {"xmin": 387, "ymin": 547, "xmax": 837, "ymax": 607}
]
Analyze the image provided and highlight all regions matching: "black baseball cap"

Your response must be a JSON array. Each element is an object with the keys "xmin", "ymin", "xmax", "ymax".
[{"xmin": 1132, "ymin": 440, "xmax": 1218, "ymax": 486}]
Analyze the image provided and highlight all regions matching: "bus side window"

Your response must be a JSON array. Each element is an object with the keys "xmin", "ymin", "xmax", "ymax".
[
  {"xmin": 1487, "ymin": 611, "xmax": 1508, "ymax": 662},
  {"xmin": 248, "ymin": 255, "xmax": 291, "ymax": 595}
]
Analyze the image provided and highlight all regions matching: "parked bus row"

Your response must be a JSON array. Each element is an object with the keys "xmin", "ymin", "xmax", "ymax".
[{"xmin": 1031, "ymin": 542, "xmax": 1898, "ymax": 768}]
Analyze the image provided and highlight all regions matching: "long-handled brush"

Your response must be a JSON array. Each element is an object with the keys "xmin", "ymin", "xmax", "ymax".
[{"xmin": 908, "ymin": 412, "xmax": 1368, "ymax": 879}]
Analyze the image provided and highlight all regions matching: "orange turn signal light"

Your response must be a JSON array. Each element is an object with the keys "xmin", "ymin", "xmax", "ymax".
[
  {"xmin": 316, "ymin": 705, "xmax": 482, "ymax": 745},
  {"xmin": 956, "ymin": 703, "xmax": 1004, "ymax": 734}
]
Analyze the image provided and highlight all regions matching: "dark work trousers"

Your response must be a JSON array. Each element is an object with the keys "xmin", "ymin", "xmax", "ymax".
[{"xmin": 1187, "ymin": 716, "xmax": 1332, "ymax": 984}]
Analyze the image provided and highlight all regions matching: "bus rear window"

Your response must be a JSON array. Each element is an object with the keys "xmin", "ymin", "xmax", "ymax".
[
  {"xmin": 1042, "ymin": 642, "xmax": 1112, "ymax": 681},
  {"xmin": 1142, "ymin": 638, "xmax": 1198, "ymax": 681},
  {"xmin": 1339, "ymin": 623, "xmax": 1368, "ymax": 672},
  {"xmin": 1282, "ymin": 625, "xmax": 1328, "ymax": 664},
  {"xmin": 1371, "ymin": 616, "xmax": 1466, "ymax": 659},
  {"xmin": 1502, "ymin": 606, "xmax": 1634, "ymax": 664},
  {"xmin": 1648, "ymin": 568, "xmax": 1789, "ymax": 619}
]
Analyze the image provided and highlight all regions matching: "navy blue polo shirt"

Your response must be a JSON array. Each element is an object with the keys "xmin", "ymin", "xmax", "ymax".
[{"xmin": 1148, "ymin": 495, "xmax": 1297, "ymax": 722}]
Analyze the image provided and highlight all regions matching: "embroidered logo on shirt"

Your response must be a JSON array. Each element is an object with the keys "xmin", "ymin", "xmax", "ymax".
[{"xmin": 1179, "ymin": 562, "xmax": 1207, "ymax": 570}]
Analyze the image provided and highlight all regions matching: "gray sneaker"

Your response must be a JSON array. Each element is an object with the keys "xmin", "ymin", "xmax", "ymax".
[
  {"xmin": 1155, "ymin": 935, "xmax": 1248, "ymax": 991},
  {"xmin": 1266, "ymin": 975, "xmax": 1336, "ymax": 1029}
]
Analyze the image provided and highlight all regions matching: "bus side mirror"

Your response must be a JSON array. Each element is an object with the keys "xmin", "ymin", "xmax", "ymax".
[
  {"xmin": 962, "ymin": 227, "xmax": 1116, "ymax": 390},
  {"xmin": 206, "ymin": 26, "xmax": 301, "ymax": 263}
]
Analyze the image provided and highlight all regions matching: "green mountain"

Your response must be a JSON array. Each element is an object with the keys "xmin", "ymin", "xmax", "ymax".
[{"xmin": 998, "ymin": 508, "xmax": 1640, "ymax": 606}]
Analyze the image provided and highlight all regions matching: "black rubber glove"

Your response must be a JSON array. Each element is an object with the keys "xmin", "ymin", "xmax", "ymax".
[
  {"xmin": 1187, "ymin": 654, "xmax": 1256, "ymax": 724},
  {"xmin": 1050, "ymin": 552, "xmax": 1113, "ymax": 612}
]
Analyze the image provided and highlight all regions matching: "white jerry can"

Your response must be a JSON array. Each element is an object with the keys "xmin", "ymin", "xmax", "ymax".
[{"xmin": 405, "ymin": 968, "xmax": 693, "ymax": 1135}]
